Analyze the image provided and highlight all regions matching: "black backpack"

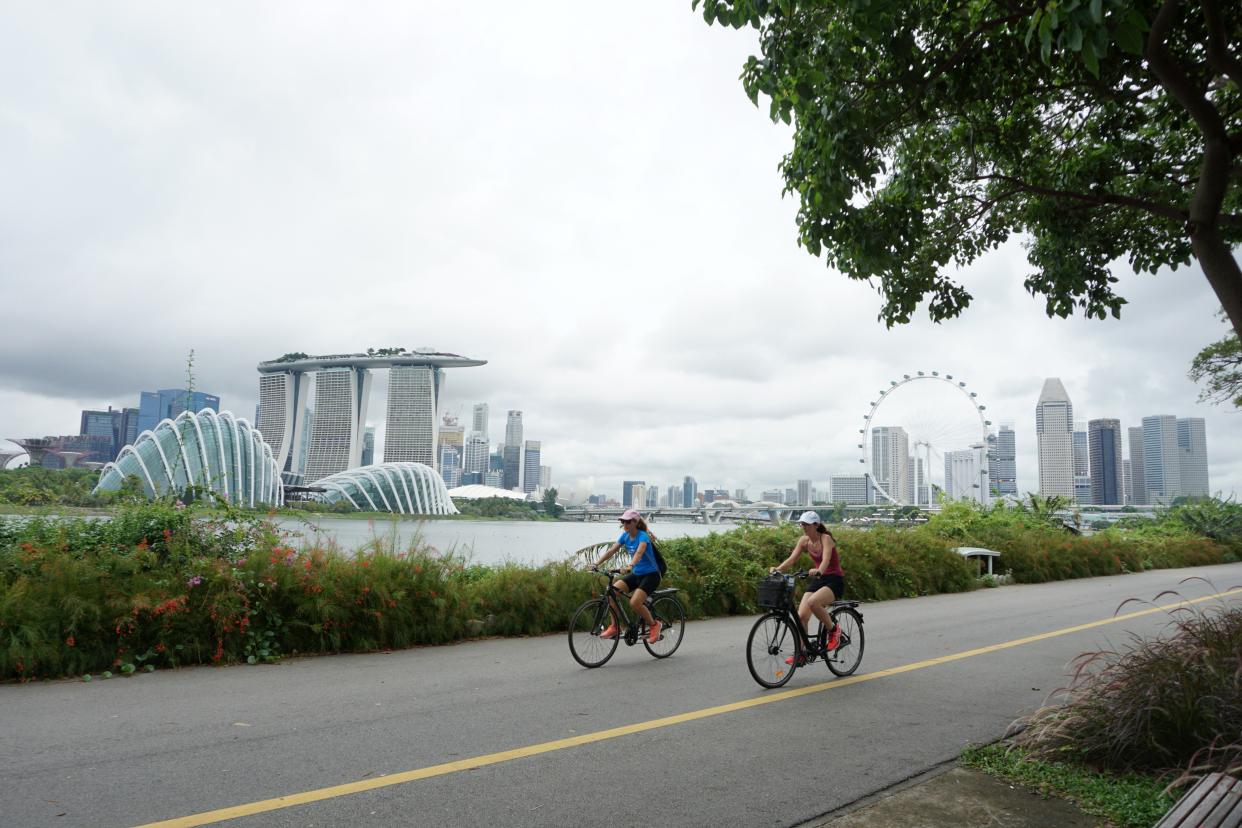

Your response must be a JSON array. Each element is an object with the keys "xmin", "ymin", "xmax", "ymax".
[{"xmin": 648, "ymin": 536, "xmax": 668, "ymax": 575}]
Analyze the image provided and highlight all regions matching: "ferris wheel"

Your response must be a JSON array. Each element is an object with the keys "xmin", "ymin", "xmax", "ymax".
[{"xmin": 857, "ymin": 371, "xmax": 993, "ymax": 506}]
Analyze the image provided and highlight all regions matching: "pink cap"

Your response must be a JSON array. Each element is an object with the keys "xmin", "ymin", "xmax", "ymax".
[{"xmin": 620, "ymin": 509, "xmax": 641, "ymax": 521}]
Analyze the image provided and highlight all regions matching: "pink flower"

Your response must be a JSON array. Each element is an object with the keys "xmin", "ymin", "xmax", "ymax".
[{"xmin": 188, "ymin": 576, "xmax": 203, "ymax": 588}]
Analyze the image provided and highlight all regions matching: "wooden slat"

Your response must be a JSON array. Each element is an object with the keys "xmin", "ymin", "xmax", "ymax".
[{"xmin": 1156, "ymin": 774, "xmax": 1242, "ymax": 828}]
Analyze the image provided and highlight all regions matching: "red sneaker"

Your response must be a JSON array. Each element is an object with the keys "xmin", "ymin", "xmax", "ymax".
[
  {"xmin": 783, "ymin": 653, "xmax": 807, "ymax": 667},
  {"xmin": 599, "ymin": 623, "xmax": 619, "ymax": 639},
  {"xmin": 647, "ymin": 620, "xmax": 662, "ymax": 644},
  {"xmin": 826, "ymin": 625, "xmax": 842, "ymax": 651}
]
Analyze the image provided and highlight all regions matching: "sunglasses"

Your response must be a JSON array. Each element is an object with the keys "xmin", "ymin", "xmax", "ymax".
[{"xmin": 620, "ymin": 518, "xmax": 635, "ymax": 524}]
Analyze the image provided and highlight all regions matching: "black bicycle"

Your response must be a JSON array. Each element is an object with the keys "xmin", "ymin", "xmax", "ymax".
[
  {"xmin": 746, "ymin": 571, "xmax": 865, "ymax": 688},
  {"xmin": 568, "ymin": 568, "xmax": 686, "ymax": 668}
]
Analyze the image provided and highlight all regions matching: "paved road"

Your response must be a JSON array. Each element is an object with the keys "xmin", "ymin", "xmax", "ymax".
[{"xmin": 3, "ymin": 563, "xmax": 1241, "ymax": 828}]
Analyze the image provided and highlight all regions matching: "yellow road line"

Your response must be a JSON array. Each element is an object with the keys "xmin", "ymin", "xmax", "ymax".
[{"xmin": 137, "ymin": 588, "xmax": 1242, "ymax": 827}]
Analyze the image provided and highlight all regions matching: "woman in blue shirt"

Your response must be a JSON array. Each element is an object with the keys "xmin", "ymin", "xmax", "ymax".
[{"xmin": 591, "ymin": 508, "xmax": 662, "ymax": 644}]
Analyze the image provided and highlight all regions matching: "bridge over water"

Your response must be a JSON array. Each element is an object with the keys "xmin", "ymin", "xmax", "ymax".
[{"xmin": 562, "ymin": 504, "xmax": 800, "ymax": 525}]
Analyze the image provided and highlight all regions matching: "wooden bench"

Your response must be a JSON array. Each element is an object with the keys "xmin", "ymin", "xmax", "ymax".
[{"xmin": 1156, "ymin": 773, "xmax": 1242, "ymax": 828}]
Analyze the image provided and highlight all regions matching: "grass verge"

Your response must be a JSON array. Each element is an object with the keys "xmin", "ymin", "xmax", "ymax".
[{"xmin": 961, "ymin": 743, "xmax": 1176, "ymax": 828}]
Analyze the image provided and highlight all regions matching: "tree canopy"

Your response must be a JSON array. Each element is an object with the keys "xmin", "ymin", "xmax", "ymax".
[{"xmin": 695, "ymin": 0, "xmax": 1242, "ymax": 335}]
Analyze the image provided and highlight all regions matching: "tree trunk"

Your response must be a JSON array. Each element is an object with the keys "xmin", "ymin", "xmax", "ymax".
[{"xmin": 1192, "ymin": 227, "xmax": 1242, "ymax": 340}]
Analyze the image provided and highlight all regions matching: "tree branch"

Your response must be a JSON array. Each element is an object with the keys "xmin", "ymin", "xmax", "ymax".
[
  {"xmin": 1200, "ymin": 0, "xmax": 1242, "ymax": 92},
  {"xmin": 967, "ymin": 173, "xmax": 1188, "ymax": 223}
]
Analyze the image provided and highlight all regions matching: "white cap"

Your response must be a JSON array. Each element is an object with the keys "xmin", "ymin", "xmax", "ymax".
[{"xmin": 797, "ymin": 510, "xmax": 820, "ymax": 524}]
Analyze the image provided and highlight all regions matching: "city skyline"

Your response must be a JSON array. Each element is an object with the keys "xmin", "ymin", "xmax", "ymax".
[{"xmin": 1, "ymin": 4, "xmax": 1239, "ymax": 502}]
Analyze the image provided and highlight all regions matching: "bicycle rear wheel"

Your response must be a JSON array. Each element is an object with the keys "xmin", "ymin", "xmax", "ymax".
[
  {"xmin": 568, "ymin": 598, "xmax": 620, "ymax": 668},
  {"xmin": 643, "ymin": 595, "xmax": 685, "ymax": 658},
  {"xmin": 819, "ymin": 607, "xmax": 865, "ymax": 677},
  {"xmin": 746, "ymin": 612, "xmax": 801, "ymax": 689}
]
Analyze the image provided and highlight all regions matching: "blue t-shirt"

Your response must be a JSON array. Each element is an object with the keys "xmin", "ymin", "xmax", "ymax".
[{"xmin": 619, "ymin": 530, "xmax": 659, "ymax": 576}]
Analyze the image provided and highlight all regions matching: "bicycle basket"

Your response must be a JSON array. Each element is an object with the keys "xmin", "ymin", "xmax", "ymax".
[{"xmin": 756, "ymin": 574, "xmax": 793, "ymax": 609}]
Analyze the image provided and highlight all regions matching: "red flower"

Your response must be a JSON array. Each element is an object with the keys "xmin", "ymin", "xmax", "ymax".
[{"xmin": 65, "ymin": 636, "xmax": 75, "ymax": 647}]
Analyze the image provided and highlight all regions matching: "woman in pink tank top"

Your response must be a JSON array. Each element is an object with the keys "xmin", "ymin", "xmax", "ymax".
[{"xmin": 770, "ymin": 510, "xmax": 845, "ymax": 655}]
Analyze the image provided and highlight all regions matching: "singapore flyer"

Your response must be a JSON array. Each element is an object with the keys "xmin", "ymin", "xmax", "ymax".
[{"xmin": 857, "ymin": 371, "xmax": 993, "ymax": 507}]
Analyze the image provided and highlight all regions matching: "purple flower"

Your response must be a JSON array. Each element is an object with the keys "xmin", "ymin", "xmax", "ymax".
[{"xmin": 187, "ymin": 576, "xmax": 203, "ymax": 588}]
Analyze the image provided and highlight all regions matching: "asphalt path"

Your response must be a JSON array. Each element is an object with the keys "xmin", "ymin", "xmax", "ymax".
[{"xmin": 3, "ymin": 562, "xmax": 1241, "ymax": 828}]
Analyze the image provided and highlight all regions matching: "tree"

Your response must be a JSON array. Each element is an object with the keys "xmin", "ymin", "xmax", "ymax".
[
  {"xmin": 1189, "ymin": 313, "xmax": 1242, "ymax": 406},
  {"xmin": 695, "ymin": 0, "xmax": 1242, "ymax": 336},
  {"xmin": 542, "ymin": 488, "xmax": 564, "ymax": 518}
]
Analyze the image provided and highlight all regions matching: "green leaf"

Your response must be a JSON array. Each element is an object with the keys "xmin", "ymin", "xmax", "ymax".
[
  {"xmin": 1067, "ymin": 23, "xmax": 1083, "ymax": 51},
  {"xmin": 1082, "ymin": 41, "xmax": 1100, "ymax": 76},
  {"xmin": 1089, "ymin": 0, "xmax": 1102, "ymax": 23},
  {"xmin": 1115, "ymin": 22, "xmax": 1144, "ymax": 55}
]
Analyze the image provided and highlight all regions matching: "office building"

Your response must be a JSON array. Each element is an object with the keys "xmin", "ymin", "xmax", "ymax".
[
  {"xmin": 797, "ymin": 479, "xmax": 812, "ymax": 507},
  {"xmin": 1073, "ymin": 424, "xmax": 1092, "ymax": 504},
  {"xmin": 384, "ymin": 365, "xmax": 443, "ymax": 466},
  {"xmin": 830, "ymin": 475, "xmax": 872, "ymax": 505},
  {"xmin": 522, "ymin": 440, "xmax": 541, "ymax": 494},
  {"xmin": 623, "ymin": 480, "xmax": 645, "ymax": 508},
  {"xmin": 1177, "ymin": 418, "xmax": 1209, "ymax": 498},
  {"xmin": 472, "ymin": 403, "xmax": 489, "ymax": 438},
  {"xmin": 439, "ymin": 444, "xmax": 462, "ymax": 488},
  {"xmin": 361, "ymin": 426, "xmax": 375, "ymax": 467},
  {"xmin": 630, "ymin": 483, "xmax": 648, "ymax": 509},
  {"xmin": 1142, "ymin": 415, "xmax": 1181, "ymax": 504},
  {"xmin": 1036, "ymin": 378, "xmax": 1075, "ymax": 499},
  {"xmin": 1127, "ymin": 426, "xmax": 1147, "ymax": 505},
  {"xmin": 682, "ymin": 476, "xmax": 698, "ymax": 509},
  {"xmin": 991, "ymin": 425, "xmax": 1017, "ymax": 497},
  {"xmin": 666, "ymin": 485, "xmax": 681, "ymax": 508},
  {"xmin": 503, "ymin": 411, "xmax": 523, "ymax": 490},
  {"xmin": 540, "ymin": 466, "xmax": 551, "ymax": 489},
  {"xmin": 945, "ymin": 445, "xmax": 989, "ymax": 504},
  {"xmin": 138, "ymin": 389, "xmax": 221, "ymax": 435},
  {"xmin": 646, "ymin": 487, "xmax": 659, "ymax": 508},
  {"xmin": 463, "ymin": 433, "xmax": 489, "ymax": 476},
  {"xmin": 1088, "ymin": 419, "xmax": 1123, "ymax": 505},
  {"xmin": 80, "ymin": 406, "xmax": 141, "ymax": 462}
]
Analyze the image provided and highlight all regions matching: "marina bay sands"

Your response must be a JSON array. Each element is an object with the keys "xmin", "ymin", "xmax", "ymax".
[{"xmin": 256, "ymin": 349, "xmax": 486, "ymax": 484}]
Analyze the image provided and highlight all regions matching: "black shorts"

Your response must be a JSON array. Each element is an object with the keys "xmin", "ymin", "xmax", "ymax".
[
  {"xmin": 621, "ymin": 572, "xmax": 661, "ymax": 595},
  {"xmin": 807, "ymin": 574, "xmax": 844, "ymax": 600}
]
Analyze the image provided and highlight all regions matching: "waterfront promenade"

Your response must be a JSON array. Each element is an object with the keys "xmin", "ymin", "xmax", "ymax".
[{"xmin": 4, "ymin": 562, "xmax": 1240, "ymax": 827}]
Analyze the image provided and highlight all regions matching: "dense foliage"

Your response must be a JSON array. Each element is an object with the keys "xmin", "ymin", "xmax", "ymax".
[
  {"xmin": 0, "ymin": 467, "xmax": 123, "ymax": 508},
  {"xmin": 695, "ymin": 0, "xmax": 1242, "ymax": 335},
  {"xmin": 1, "ymin": 498, "xmax": 1236, "ymax": 681}
]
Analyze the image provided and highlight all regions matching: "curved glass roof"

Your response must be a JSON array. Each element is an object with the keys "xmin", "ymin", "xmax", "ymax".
[
  {"xmin": 95, "ymin": 409, "xmax": 282, "ymax": 507},
  {"xmin": 314, "ymin": 462, "xmax": 457, "ymax": 515}
]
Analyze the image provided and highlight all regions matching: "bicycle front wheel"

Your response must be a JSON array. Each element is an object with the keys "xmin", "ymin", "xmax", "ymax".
[
  {"xmin": 746, "ymin": 612, "xmax": 801, "ymax": 689},
  {"xmin": 821, "ymin": 606, "xmax": 865, "ymax": 677},
  {"xmin": 568, "ymin": 598, "xmax": 620, "ymax": 668},
  {"xmin": 643, "ymin": 595, "xmax": 685, "ymax": 659}
]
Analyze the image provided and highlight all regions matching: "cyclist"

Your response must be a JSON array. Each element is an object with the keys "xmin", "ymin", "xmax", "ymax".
[
  {"xmin": 771, "ymin": 510, "xmax": 844, "ymax": 659},
  {"xmin": 591, "ymin": 508, "xmax": 662, "ymax": 644}
]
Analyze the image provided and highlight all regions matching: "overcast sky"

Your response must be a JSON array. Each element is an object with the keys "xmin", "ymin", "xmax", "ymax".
[{"xmin": 2, "ymin": 3, "xmax": 1238, "ymax": 503}]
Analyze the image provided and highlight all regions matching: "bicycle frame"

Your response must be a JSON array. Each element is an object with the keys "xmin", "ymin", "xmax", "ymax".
[
  {"xmin": 766, "ymin": 573, "xmax": 859, "ymax": 664},
  {"xmin": 593, "ymin": 569, "xmax": 657, "ymax": 645}
]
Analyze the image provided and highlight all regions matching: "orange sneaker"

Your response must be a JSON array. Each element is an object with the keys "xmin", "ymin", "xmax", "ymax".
[
  {"xmin": 647, "ymin": 620, "xmax": 662, "ymax": 644},
  {"xmin": 784, "ymin": 652, "xmax": 807, "ymax": 667},
  {"xmin": 599, "ymin": 623, "xmax": 619, "ymax": 639},
  {"xmin": 826, "ymin": 625, "xmax": 842, "ymax": 651}
]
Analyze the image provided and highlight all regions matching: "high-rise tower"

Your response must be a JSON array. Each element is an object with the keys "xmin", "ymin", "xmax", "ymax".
[
  {"xmin": 871, "ymin": 426, "xmax": 910, "ymax": 504},
  {"xmin": 1127, "ymin": 426, "xmax": 1147, "ymax": 504},
  {"xmin": 1177, "ymin": 417, "xmax": 1209, "ymax": 498},
  {"xmin": 503, "ymin": 410, "xmax": 523, "ymax": 490},
  {"xmin": 1088, "ymin": 419, "xmax": 1123, "ymax": 505},
  {"xmin": 1142, "ymin": 415, "xmax": 1181, "ymax": 504},
  {"xmin": 1035, "ymin": 378, "xmax": 1074, "ymax": 499}
]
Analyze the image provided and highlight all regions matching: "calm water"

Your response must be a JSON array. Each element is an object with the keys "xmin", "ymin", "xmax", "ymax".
[{"xmin": 273, "ymin": 517, "xmax": 730, "ymax": 567}]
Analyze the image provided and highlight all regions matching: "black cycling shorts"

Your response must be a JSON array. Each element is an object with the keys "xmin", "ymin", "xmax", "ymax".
[
  {"xmin": 621, "ymin": 572, "xmax": 661, "ymax": 595},
  {"xmin": 807, "ymin": 574, "xmax": 844, "ymax": 600}
]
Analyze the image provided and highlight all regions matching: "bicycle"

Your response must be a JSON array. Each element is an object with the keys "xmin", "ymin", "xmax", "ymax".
[
  {"xmin": 745, "ymin": 571, "xmax": 865, "ymax": 689},
  {"xmin": 568, "ymin": 568, "xmax": 686, "ymax": 668}
]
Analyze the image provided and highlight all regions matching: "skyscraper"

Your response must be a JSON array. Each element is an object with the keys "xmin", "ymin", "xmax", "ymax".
[
  {"xmin": 79, "ymin": 406, "xmax": 140, "ymax": 462},
  {"xmin": 682, "ymin": 476, "xmax": 698, "ymax": 509},
  {"xmin": 623, "ymin": 480, "xmax": 645, "ymax": 508},
  {"xmin": 945, "ymin": 445, "xmax": 989, "ymax": 504},
  {"xmin": 522, "ymin": 440, "xmax": 541, "ymax": 494},
  {"xmin": 1142, "ymin": 415, "xmax": 1181, "ymax": 504},
  {"xmin": 257, "ymin": 372, "xmax": 311, "ymax": 477},
  {"xmin": 439, "ymin": 444, "xmax": 461, "ymax": 488},
  {"xmin": 361, "ymin": 426, "xmax": 375, "ymax": 466},
  {"xmin": 138, "ymin": 389, "xmax": 221, "ymax": 434},
  {"xmin": 463, "ymin": 432, "xmax": 489, "ymax": 476},
  {"xmin": 1176, "ymin": 417, "xmax": 1209, "ymax": 498},
  {"xmin": 503, "ymin": 411, "xmax": 523, "ymax": 490},
  {"xmin": 1088, "ymin": 419, "xmax": 1123, "ymax": 505},
  {"xmin": 797, "ymin": 479, "xmax": 812, "ymax": 506},
  {"xmin": 992, "ymin": 425, "xmax": 1017, "ymax": 497},
  {"xmin": 871, "ymin": 426, "xmax": 910, "ymax": 504},
  {"xmin": 1127, "ymin": 426, "xmax": 1147, "ymax": 505},
  {"xmin": 1035, "ymin": 378, "xmax": 1074, "ymax": 499},
  {"xmin": 1073, "ymin": 423, "xmax": 1092, "ymax": 504},
  {"xmin": 666, "ymin": 485, "xmax": 682, "ymax": 508},
  {"xmin": 472, "ymin": 403, "xmax": 489, "ymax": 438}
]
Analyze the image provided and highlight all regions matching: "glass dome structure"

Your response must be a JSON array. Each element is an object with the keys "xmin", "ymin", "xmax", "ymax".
[
  {"xmin": 313, "ymin": 462, "xmax": 457, "ymax": 514},
  {"xmin": 95, "ymin": 409, "xmax": 282, "ymax": 507}
]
